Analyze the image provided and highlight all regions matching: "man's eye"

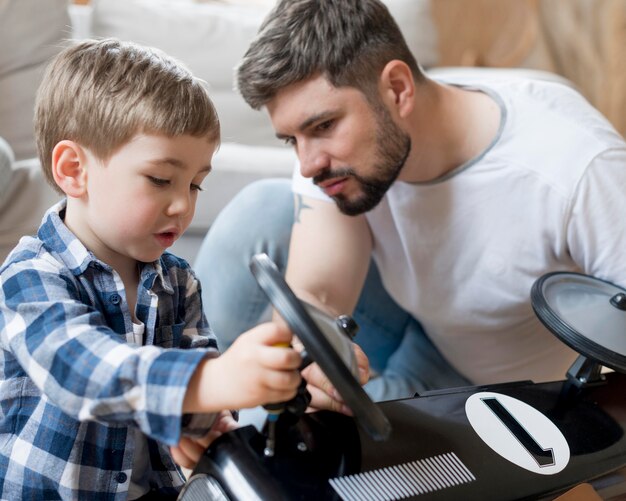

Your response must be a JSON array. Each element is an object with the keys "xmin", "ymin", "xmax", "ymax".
[
  {"xmin": 317, "ymin": 120, "xmax": 333, "ymax": 132},
  {"xmin": 148, "ymin": 176, "xmax": 170, "ymax": 186},
  {"xmin": 191, "ymin": 183, "xmax": 204, "ymax": 192},
  {"xmin": 283, "ymin": 136, "xmax": 296, "ymax": 146}
]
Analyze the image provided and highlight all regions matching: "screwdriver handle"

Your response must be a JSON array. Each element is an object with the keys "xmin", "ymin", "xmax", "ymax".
[{"xmin": 263, "ymin": 342, "xmax": 291, "ymax": 412}]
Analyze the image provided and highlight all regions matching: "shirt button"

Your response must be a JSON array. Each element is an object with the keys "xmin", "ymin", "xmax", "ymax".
[
  {"xmin": 115, "ymin": 472, "xmax": 127, "ymax": 483},
  {"xmin": 110, "ymin": 293, "xmax": 121, "ymax": 305}
]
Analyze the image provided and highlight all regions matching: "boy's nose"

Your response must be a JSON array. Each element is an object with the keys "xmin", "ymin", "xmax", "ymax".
[{"xmin": 167, "ymin": 190, "xmax": 193, "ymax": 218}]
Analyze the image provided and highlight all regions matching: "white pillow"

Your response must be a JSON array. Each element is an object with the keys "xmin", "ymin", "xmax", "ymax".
[
  {"xmin": 90, "ymin": 0, "xmax": 438, "ymax": 148},
  {"xmin": 0, "ymin": 0, "xmax": 71, "ymax": 160}
]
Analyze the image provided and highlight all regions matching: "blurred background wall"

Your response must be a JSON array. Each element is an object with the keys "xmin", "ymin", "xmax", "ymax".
[{"xmin": 431, "ymin": 0, "xmax": 626, "ymax": 138}]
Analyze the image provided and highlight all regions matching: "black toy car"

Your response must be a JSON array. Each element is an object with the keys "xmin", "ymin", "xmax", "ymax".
[{"xmin": 179, "ymin": 255, "xmax": 626, "ymax": 501}]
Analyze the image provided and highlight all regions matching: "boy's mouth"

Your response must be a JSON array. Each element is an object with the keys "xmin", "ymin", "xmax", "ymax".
[{"xmin": 155, "ymin": 231, "xmax": 179, "ymax": 248}]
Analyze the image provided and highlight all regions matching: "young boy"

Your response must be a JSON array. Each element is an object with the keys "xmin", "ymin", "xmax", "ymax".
[{"xmin": 0, "ymin": 39, "xmax": 302, "ymax": 500}]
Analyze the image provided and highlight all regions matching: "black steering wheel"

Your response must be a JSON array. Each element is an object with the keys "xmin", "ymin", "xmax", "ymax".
[
  {"xmin": 531, "ymin": 271, "xmax": 626, "ymax": 373},
  {"xmin": 249, "ymin": 253, "xmax": 392, "ymax": 441}
]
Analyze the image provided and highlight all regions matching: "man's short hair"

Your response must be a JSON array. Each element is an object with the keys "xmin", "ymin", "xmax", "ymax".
[
  {"xmin": 237, "ymin": 0, "xmax": 424, "ymax": 110},
  {"xmin": 35, "ymin": 38, "xmax": 220, "ymax": 192}
]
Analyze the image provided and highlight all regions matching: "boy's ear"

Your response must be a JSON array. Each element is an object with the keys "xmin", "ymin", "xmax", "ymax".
[
  {"xmin": 51, "ymin": 140, "xmax": 88, "ymax": 198},
  {"xmin": 380, "ymin": 60, "xmax": 416, "ymax": 118}
]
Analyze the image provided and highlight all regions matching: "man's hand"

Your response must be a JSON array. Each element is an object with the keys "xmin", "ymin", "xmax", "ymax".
[
  {"xmin": 170, "ymin": 410, "xmax": 238, "ymax": 470},
  {"xmin": 301, "ymin": 342, "xmax": 369, "ymax": 415}
]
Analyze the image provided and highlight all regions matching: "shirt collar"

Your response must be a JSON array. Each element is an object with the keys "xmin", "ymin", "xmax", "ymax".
[
  {"xmin": 139, "ymin": 259, "xmax": 174, "ymax": 294},
  {"xmin": 38, "ymin": 199, "xmax": 99, "ymax": 275},
  {"xmin": 38, "ymin": 199, "xmax": 172, "ymax": 292}
]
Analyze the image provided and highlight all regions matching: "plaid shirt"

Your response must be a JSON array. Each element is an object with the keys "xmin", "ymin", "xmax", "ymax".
[{"xmin": 0, "ymin": 201, "xmax": 219, "ymax": 500}]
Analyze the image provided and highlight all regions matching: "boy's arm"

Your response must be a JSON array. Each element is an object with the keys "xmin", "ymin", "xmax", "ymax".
[
  {"xmin": 177, "ymin": 268, "xmax": 223, "ymax": 436},
  {"xmin": 182, "ymin": 321, "xmax": 301, "ymax": 412},
  {"xmin": 176, "ymin": 268, "xmax": 300, "ymax": 438},
  {"xmin": 170, "ymin": 410, "xmax": 238, "ymax": 469},
  {"xmin": 179, "ymin": 268, "xmax": 218, "ymax": 350},
  {"xmin": 0, "ymin": 257, "xmax": 217, "ymax": 447}
]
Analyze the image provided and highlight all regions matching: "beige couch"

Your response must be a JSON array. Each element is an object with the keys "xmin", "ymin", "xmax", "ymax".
[
  {"xmin": 429, "ymin": 0, "xmax": 626, "ymax": 140},
  {"xmin": 0, "ymin": 0, "xmax": 438, "ymax": 263},
  {"xmin": 4, "ymin": 0, "xmax": 606, "ymax": 265}
]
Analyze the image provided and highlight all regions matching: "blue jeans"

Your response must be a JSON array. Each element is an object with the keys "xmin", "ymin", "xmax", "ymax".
[{"xmin": 194, "ymin": 179, "xmax": 471, "ymax": 401}]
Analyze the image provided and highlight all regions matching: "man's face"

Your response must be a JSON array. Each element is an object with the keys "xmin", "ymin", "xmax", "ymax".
[{"xmin": 267, "ymin": 75, "xmax": 411, "ymax": 216}]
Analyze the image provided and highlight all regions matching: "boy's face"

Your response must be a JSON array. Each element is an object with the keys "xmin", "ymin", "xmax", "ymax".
[{"xmin": 77, "ymin": 133, "xmax": 215, "ymax": 267}]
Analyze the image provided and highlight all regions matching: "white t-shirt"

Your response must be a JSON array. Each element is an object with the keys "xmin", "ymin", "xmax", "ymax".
[{"xmin": 292, "ymin": 77, "xmax": 626, "ymax": 385}]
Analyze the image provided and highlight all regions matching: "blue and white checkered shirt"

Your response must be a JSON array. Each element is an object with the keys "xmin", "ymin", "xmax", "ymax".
[{"xmin": 0, "ymin": 201, "xmax": 219, "ymax": 500}]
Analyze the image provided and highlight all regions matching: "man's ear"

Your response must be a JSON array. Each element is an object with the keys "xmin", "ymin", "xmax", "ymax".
[
  {"xmin": 51, "ymin": 140, "xmax": 88, "ymax": 198},
  {"xmin": 380, "ymin": 60, "xmax": 416, "ymax": 118}
]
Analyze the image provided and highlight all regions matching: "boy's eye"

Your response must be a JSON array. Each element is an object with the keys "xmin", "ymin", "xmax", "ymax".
[
  {"xmin": 283, "ymin": 136, "xmax": 296, "ymax": 146},
  {"xmin": 191, "ymin": 183, "xmax": 203, "ymax": 192},
  {"xmin": 148, "ymin": 176, "xmax": 170, "ymax": 187}
]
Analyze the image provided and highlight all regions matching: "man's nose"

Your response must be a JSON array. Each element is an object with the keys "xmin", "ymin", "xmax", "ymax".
[{"xmin": 298, "ymin": 142, "xmax": 330, "ymax": 179}]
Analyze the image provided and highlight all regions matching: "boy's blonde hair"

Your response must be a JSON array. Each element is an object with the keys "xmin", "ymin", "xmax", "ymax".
[{"xmin": 35, "ymin": 38, "xmax": 220, "ymax": 193}]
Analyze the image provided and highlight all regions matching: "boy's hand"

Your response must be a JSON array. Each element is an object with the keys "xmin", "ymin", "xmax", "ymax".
[
  {"xmin": 196, "ymin": 322, "xmax": 302, "ymax": 411},
  {"xmin": 301, "ymin": 342, "xmax": 370, "ymax": 415},
  {"xmin": 170, "ymin": 410, "xmax": 238, "ymax": 470}
]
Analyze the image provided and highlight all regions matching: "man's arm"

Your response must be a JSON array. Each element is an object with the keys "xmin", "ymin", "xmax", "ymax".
[
  {"xmin": 567, "ymin": 148, "xmax": 626, "ymax": 286},
  {"xmin": 285, "ymin": 194, "xmax": 372, "ymax": 316},
  {"xmin": 278, "ymin": 194, "xmax": 373, "ymax": 412}
]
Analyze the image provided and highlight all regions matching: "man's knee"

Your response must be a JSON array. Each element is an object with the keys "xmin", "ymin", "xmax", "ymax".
[
  {"xmin": 195, "ymin": 178, "xmax": 294, "ymax": 272},
  {"xmin": 226, "ymin": 178, "xmax": 292, "ymax": 215},
  {"xmin": 212, "ymin": 178, "xmax": 293, "ymax": 241}
]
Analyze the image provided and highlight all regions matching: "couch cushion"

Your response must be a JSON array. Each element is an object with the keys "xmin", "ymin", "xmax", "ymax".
[
  {"xmin": 188, "ymin": 142, "xmax": 296, "ymax": 233},
  {"xmin": 0, "ymin": 0, "xmax": 70, "ymax": 160},
  {"xmin": 0, "ymin": 157, "xmax": 62, "ymax": 263},
  {"xmin": 0, "ymin": 136, "xmax": 14, "ymax": 204}
]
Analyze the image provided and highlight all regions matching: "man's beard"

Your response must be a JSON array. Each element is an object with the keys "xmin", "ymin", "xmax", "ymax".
[{"xmin": 313, "ymin": 105, "xmax": 411, "ymax": 216}]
